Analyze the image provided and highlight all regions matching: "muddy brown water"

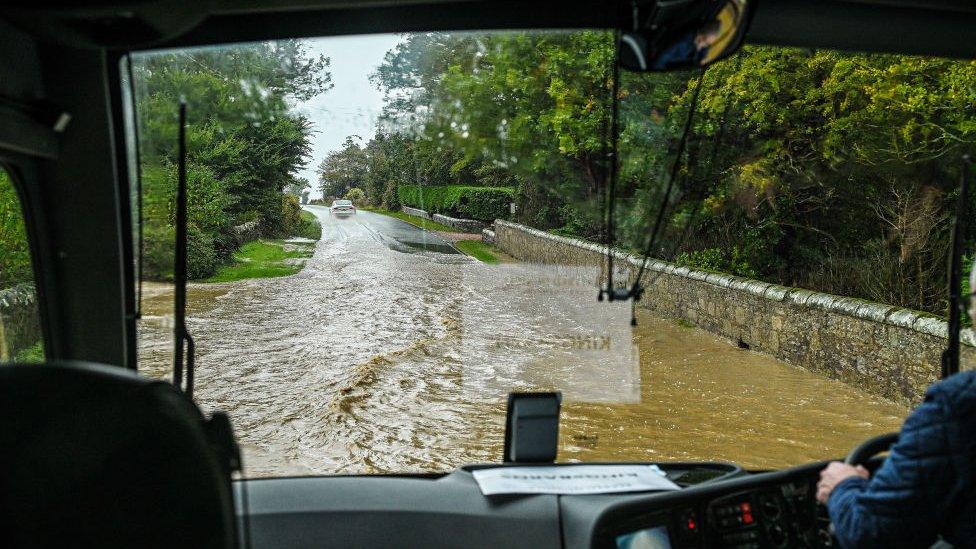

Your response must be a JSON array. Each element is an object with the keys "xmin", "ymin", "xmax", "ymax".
[{"xmin": 138, "ymin": 209, "xmax": 907, "ymax": 477}]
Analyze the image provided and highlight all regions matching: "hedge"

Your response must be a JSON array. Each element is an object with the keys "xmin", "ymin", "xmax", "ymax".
[{"xmin": 397, "ymin": 185, "xmax": 514, "ymax": 222}]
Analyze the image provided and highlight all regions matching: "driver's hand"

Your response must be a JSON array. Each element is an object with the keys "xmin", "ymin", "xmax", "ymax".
[{"xmin": 816, "ymin": 462, "xmax": 870, "ymax": 505}]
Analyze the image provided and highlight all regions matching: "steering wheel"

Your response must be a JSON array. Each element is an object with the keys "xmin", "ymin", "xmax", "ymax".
[
  {"xmin": 824, "ymin": 432, "xmax": 900, "ymax": 542},
  {"xmin": 845, "ymin": 432, "xmax": 899, "ymax": 465},
  {"xmin": 836, "ymin": 432, "xmax": 956, "ymax": 548}
]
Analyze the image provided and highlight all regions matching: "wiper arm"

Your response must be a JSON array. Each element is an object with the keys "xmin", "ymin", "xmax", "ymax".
[
  {"xmin": 941, "ymin": 154, "xmax": 970, "ymax": 379},
  {"xmin": 173, "ymin": 99, "xmax": 196, "ymax": 398}
]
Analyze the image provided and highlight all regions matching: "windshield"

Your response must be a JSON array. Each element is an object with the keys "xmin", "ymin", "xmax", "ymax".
[{"xmin": 126, "ymin": 30, "xmax": 976, "ymax": 478}]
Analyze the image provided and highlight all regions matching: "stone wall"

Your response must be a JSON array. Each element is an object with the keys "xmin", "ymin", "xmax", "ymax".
[
  {"xmin": 233, "ymin": 220, "xmax": 261, "ymax": 246},
  {"xmin": 402, "ymin": 206, "xmax": 431, "ymax": 219},
  {"xmin": 431, "ymin": 213, "xmax": 487, "ymax": 233},
  {"xmin": 400, "ymin": 206, "xmax": 487, "ymax": 233},
  {"xmin": 0, "ymin": 283, "xmax": 42, "ymax": 361},
  {"xmin": 494, "ymin": 220, "xmax": 973, "ymax": 405}
]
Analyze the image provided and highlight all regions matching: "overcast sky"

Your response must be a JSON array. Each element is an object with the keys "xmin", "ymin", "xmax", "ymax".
[{"xmin": 295, "ymin": 34, "xmax": 402, "ymax": 198}]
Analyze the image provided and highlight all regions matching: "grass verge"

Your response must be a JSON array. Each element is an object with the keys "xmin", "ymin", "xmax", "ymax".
[
  {"xmin": 203, "ymin": 239, "xmax": 315, "ymax": 283},
  {"xmin": 362, "ymin": 207, "xmax": 458, "ymax": 233},
  {"xmin": 455, "ymin": 240, "xmax": 501, "ymax": 264},
  {"xmin": 14, "ymin": 341, "xmax": 44, "ymax": 362}
]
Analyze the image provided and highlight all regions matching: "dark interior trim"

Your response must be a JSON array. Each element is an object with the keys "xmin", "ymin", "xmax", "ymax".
[
  {"xmin": 35, "ymin": 44, "xmax": 129, "ymax": 367},
  {"xmin": 144, "ymin": 0, "xmax": 622, "ymax": 50},
  {"xmin": 105, "ymin": 49, "xmax": 138, "ymax": 370},
  {"xmin": 136, "ymin": 0, "xmax": 976, "ymax": 61},
  {"xmin": 0, "ymin": 106, "xmax": 58, "ymax": 160},
  {"xmin": 748, "ymin": 0, "xmax": 976, "ymax": 59}
]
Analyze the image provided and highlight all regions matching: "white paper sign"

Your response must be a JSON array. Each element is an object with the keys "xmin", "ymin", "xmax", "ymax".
[{"xmin": 471, "ymin": 465, "xmax": 681, "ymax": 496}]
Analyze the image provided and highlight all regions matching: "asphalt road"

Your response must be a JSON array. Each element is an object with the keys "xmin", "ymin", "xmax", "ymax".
[{"xmin": 304, "ymin": 206, "xmax": 459, "ymax": 255}]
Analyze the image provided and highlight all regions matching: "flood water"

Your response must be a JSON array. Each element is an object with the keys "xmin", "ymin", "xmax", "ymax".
[{"xmin": 138, "ymin": 208, "xmax": 907, "ymax": 477}]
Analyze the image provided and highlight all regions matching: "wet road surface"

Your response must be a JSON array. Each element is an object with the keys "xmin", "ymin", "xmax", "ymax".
[
  {"xmin": 337, "ymin": 208, "xmax": 460, "ymax": 254},
  {"xmin": 138, "ymin": 206, "xmax": 907, "ymax": 477}
]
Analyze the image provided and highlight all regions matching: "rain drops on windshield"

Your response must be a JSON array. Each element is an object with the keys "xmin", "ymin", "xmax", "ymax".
[{"xmin": 127, "ymin": 31, "xmax": 933, "ymax": 477}]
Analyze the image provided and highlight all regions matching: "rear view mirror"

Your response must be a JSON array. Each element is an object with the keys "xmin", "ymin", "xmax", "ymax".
[{"xmin": 619, "ymin": 0, "xmax": 753, "ymax": 72}]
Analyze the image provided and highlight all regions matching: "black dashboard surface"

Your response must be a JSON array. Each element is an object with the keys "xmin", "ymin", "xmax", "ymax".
[
  {"xmin": 237, "ymin": 469, "xmax": 560, "ymax": 549},
  {"xmin": 235, "ymin": 461, "xmax": 831, "ymax": 548}
]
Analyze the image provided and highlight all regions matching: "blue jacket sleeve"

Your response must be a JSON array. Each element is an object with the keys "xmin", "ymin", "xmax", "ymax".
[{"xmin": 827, "ymin": 395, "xmax": 956, "ymax": 549}]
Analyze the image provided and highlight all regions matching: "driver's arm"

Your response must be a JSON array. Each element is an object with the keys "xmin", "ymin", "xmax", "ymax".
[{"xmin": 828, "ymin": 391, "xmax": 961, "ymax": 548}]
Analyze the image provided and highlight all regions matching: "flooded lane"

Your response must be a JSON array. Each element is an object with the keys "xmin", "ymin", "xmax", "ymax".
[{"xmin": 138, "ymin": 206, "xmax": 907, "ymax": 477}]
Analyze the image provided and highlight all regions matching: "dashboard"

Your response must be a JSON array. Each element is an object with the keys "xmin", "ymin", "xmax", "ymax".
[
  {"xmin": 590, "ymin": 475, "xmax": 831, "ymax": 548},
  {"xmin": 235, "ymin": 460, "xmax": 833, "ymax": 548}
]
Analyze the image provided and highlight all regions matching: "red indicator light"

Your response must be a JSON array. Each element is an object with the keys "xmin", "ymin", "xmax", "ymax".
[
  {"xmin": 687, "ymin": 518, "xmax": 696, "ymax": 530},
  {"xmin": 743, "ymin": 513, "xmax": 754, "ymax": 525},
  {"xmin": 740, "ymin": 502, "xmax": 751, "ymax": 512}
]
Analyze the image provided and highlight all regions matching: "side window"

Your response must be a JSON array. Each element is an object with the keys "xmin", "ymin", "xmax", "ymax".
[{"xmin": 0, "ymin": 168, "xmax": 44, "ymax": 363}]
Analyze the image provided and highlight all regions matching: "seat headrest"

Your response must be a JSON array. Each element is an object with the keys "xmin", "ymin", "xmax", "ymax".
[{"xmin": 0, "ymin": 361, "xmax": 236, "ymax": 548}]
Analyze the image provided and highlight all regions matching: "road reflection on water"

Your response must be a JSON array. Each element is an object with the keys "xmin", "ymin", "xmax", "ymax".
[{"xmin": 138, "ymin": 209, "xmax": 906, "ymax": 477}]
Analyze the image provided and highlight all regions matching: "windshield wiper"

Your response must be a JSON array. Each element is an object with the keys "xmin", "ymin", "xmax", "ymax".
[
  {"xmin": 173, "ymin": 99, "xmax": 196, "ymax": 398},
  {"xmin": 599, "ymin": 66, "xmax": 707, "ymax": 323},
  {"xmin": 941, "ymin": 154, "xmax": 971, "ymax": 379}
]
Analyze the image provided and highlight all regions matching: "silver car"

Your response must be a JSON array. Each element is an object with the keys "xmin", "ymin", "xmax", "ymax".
[{"xmin": 330, "ymin": 199, "xmax": 356, "ymax": 216}]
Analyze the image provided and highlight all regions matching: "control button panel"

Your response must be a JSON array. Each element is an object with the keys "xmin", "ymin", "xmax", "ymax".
[
  {"xmin": 713, "ymin": 500, "xmax": 756, "ymax": 528},
  {"xmin": 707, "ymin": 482, "xmax": 831, "ymax": 548},
  {"xmin": 708, "ymin": 495, "xmax": 761, "ymax": 547}
]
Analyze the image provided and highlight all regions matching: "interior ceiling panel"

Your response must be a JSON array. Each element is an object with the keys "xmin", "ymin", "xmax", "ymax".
[
  {"xmin": 840, "ymin": 0, "xmax": 976, "ymax": 11},
  {"xmin": 2, "ymin": 0, "xmax": 976, "ymax": 60}
]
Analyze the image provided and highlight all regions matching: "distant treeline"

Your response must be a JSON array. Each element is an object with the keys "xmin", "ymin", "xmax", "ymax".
[
  {"xmin": 316, "ymin": 32, "xmax": 976, "ymax": 316},
  {"xmin": 133, "ymin": 41, "xmax": 330, "ymax": 280}
]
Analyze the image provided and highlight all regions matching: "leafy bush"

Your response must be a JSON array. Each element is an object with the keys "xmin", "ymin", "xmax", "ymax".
[
  {"xmin": 143, "ymin": 218, "xmax": 221, "ymax": 280},
  {"xmin": 143, "ymin": 224, "xmax": 175, "ymax": 280},
  {"xmin": 14, "ymin": 341, "xmax": 44, "ymax": 362},
  {"xmin": 675, "ymin": 247, "xmax": 757, "ymax": 279},
  {"xmin": 344, "ymin": 187, "xmax": 368, "ymax": 206},
  {"xmin": 141, "ymin": 162, "xmax": 236, "ymax": 278},
  {"xmin": 135, "ymin": 44, "xmax": 322, "ymax": 281},
  {"xmin": 0, "ymin": 172, "xmax": 33, "ymax": 289},
  {"xmin": 550, "ymin": 204, "xmax": 601, "ymax": 240},
  {"xmin": 186, "ymin": 224, "xmax": 219, "ymax": 280},
  {"xmin": 296, "ymin": 210, "xmax": 322, "ymax": 240},
  {"xmin": 397, "ymin": 185, "xmax": 514, "ymax": 222},
  {"xmin": 382, "ymin": 183, "xmax": 401, "ymax": 210},
  {"xmin": 279, "ymin": 194, "xmax": 305, "ymax": 237}
]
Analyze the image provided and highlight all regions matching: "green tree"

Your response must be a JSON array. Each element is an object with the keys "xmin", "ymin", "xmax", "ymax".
[
  {"xmin": 316, "ymin": 32, "xmax": 976, "ymax": 315},
  {"xmin": 134, "ymin": 40, "xmax": 330, "ymax": 279},
  {"xmin": 372, "ymin": 30, "xmax": 617, "ymax": 236},
  {"xmin": 640, "ymin": 47, "xmax": 976, "ymax": 313},
  {"xmin": 318, "ymin": 136, "xmax": 368, "ymax": 198},
  {"xmin": 286, "ymin": 177, "xmax": 311, "ymax": 198}
]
